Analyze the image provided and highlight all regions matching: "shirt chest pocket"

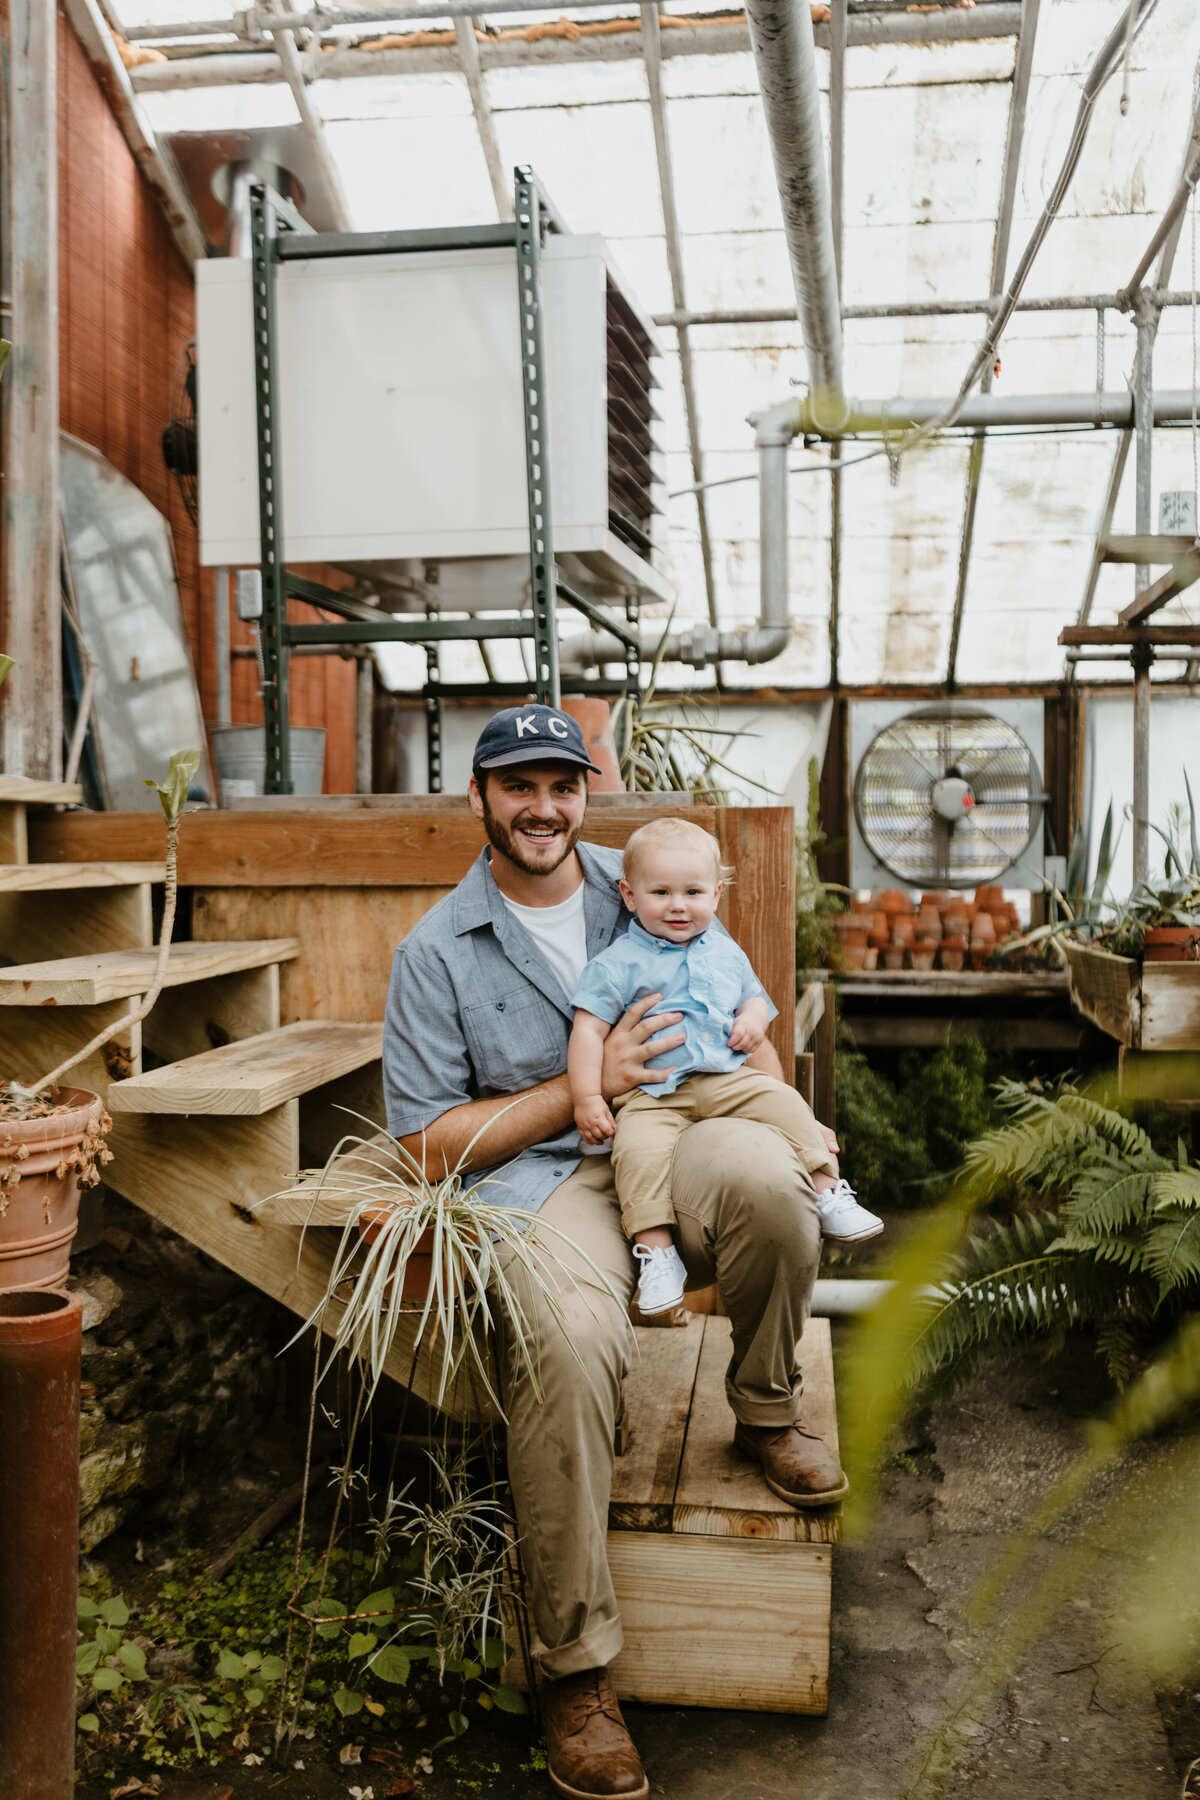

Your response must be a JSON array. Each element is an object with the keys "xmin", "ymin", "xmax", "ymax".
[{"xmin": 462, "ymin": 986, "xmax": 567, "ymax": 1090}]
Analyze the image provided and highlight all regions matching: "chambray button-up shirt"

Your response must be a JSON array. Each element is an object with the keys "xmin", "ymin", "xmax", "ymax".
[
  {"xmin": 383, "ymin": 841, "xmax": 629, "ymax": 1217},
  {"xmin": 571, "ymin": 914, "xmax": 777, "ymax": 1097}
]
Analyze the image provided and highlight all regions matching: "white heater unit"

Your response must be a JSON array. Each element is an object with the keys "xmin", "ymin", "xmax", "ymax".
[
  {"xmin": 849, "ymin": 699, "xmax": 1047, "ymax": 892},
  {"xmin": 196, "ymin": 236, "xmax": 668, "ymax": 603}
]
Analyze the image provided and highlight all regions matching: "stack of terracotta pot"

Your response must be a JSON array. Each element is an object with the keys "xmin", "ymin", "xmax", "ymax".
[{"xmin": 832, "ymin": 886, "xmax": 1023, "ymax": 972}]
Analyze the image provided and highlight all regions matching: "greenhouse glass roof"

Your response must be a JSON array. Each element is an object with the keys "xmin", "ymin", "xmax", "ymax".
[{"xmin": 121, "ymin": 0, "xmax": 1200, "ymax": 690}]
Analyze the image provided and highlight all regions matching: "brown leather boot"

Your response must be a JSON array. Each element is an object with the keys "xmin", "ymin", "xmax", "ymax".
[
  {"xmin": 539, "ymin": 1666, "xmax": 649, "ymax": 1800},
  {"xmin": 734, "ymin": 1417, "xmax": 850, "ymax": 1506}
]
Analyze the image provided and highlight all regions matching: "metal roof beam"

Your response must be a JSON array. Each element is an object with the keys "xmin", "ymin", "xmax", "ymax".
[
  {"xmin": 261, "ymin": 0, "xmax": 353, "ymax": 230},
  {"xmin": 454, "ymin": 16, "xmax": 513, "ymax": 222},
  {"xmin": 640, "ymin": 1, "xmax": 719, "ymax": 642},
  {"xmin": 945, "ymin": 0, "xmax": 1039, "ymax": 690}
]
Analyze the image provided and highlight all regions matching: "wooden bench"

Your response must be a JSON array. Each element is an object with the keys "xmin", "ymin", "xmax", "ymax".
[{"xmin": 24, "ymin": 795, "xmax": 840, "ymax": 1713}]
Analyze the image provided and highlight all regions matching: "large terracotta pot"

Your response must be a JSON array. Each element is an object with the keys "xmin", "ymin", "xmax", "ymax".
[
  {"xmin": 0, "ymin": 1089, "xmax": 109, "ymax": 1292},
  {"xmin": 562, "ymin": 698, "xmax": 624, "ymax": 793},
  {"xmin": 1143, "ymin": 926, "xmax": 1200, "ymax": 963}
]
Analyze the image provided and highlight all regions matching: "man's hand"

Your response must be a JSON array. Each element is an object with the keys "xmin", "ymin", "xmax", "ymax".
[
  {"xmin": 819, "ymin": 1122, "xmax": 839, "ymax": 1156},
  {"xmin": 729, "ymin": 994, "xmax": 771, "ymax": 1054},
  {"xmin": 575, "ymin": 1095, "xmax": 617, "ymax": 1146},
  {"xmin": 600, "ymin": 992, "xmax": 685, "ymax": 1100}
]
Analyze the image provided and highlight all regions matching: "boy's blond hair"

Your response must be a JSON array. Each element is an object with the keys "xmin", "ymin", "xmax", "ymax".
[{"xmin": 622, "ymin": 816, "xmax": 733, "ymax": 886}]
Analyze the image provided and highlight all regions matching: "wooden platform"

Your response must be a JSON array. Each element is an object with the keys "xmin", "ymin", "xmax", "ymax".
[
  {"xmin": 1066, "ymin": 943, "xmax": 1200, "ymax": 1050},
  {"xmin": 106, "ymin": 1020, "xmax": 383, "ymax": 1115},
  {"xmin": 508, "ymin": 1314, "xmax": 838, "ymax": 1714},
  {"xmin": 0, "ymin": 860, "xmax": 165, "ymax": 892},
  {"xmin": 0, "ymin": 938, "xmax": 300, "ymax": 1006}
]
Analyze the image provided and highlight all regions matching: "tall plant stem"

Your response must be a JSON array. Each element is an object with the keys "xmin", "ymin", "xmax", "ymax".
[{"xmin": 28, "ymin": 818, "xmax": 181, "ymax": 1093}]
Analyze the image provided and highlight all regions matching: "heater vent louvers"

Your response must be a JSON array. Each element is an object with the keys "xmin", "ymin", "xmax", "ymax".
[{"xmin": 606, "ymin": 279, "xmax": 660, "ymax": 558}]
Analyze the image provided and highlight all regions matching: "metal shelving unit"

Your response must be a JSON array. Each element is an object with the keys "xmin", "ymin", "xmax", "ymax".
[{"xmin": 246, "ymin": 165, "xmax": 643, "ymax": 794}]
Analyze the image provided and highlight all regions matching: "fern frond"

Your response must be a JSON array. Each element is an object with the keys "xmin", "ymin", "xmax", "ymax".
[
  {"xmin": 1055, "ymin": 1091, "xmax": 1159, "ymax": 1161},
  {"xmin": 1151, "ymin": 1168, "xmax": 1200, "ymax": 1212},
  {"xmin": 1141, "ymin": 1212, "xmax": 1200, "ymax": 1300},
  {"xmin": 1094, "ymin": 1319, "xmax": 1141, "ymax": 1388},
  {"xmin": 1060, "ymin": 1159, "xmax": 1158, "ymax": 1234},
  {"xmin": 1051, "ymin": 1229, "xmax": 1150, "ymax": 1273}
]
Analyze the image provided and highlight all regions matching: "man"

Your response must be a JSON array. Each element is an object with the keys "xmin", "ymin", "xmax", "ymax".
[{"xmin": 383, "ymin": 704, "xmax": 844, "ymax": 1800}]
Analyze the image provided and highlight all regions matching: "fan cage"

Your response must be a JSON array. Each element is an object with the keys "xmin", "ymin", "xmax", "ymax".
[{"xmin": 853, "ymin": 707, "xmax": 1043, "ymax": 888}]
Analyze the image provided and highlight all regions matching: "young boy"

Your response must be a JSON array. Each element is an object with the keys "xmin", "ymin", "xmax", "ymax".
[{"xmin": 568, "ymin": 817, "xmax": 883, "ymax": 1316}]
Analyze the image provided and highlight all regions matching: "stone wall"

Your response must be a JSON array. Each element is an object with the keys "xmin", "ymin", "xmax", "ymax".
[{"xmin": 71, "ymin": 1195, "xmax": 291, "ymax": 1552}]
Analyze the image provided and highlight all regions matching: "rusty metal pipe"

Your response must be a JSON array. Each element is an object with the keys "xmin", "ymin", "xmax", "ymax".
[{"xmin": 0, "ymin": 1288, "xmax": 83, "ymax": 1799}]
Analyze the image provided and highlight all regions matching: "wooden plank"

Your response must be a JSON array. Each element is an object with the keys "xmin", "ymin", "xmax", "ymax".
[
  {"xmin": 509, "ymin": 1534, "xmax": 831, "ymax": 1714},
  {"xmin": 844, "ymin": 1015, "xmax": 1084, "ymax": 1051},
  {"xmin": 1140, "ymin": 963, "xmax": 1200, "ymax": 1051},
  {"xmin": 105, "ymin": 1103, "xmax": 492, "ymax": 1423},
  {"xmin": 836, "ymin": 969, "xmax": 1068, "ymax": 997},
  {"xmin": 1100, "ymin": 533, "xmax": 1196, "ymax": 565},
  {"xmin": 1065, "ymin": 943, "xmax": 1140, "ymax": 1047},
  {"xmin": 0, "ymin": 1002, "xmax": 141, "ymax": 1101},
  {"xmin": 0, "ymin": 861, "xmax": 164, "ymax": 892},
  {"xmin": 0, "ymin": 884, "xmax": 154, "ymax": 963},
  {"xmin": 671, "ymin": 1315, "xmax": 841, "ymax": 1545},
  {"xmin": 144, "ymin": 965, "xmax": 281, "ymax": 1065},
  {"xmin": 795, "ymin": 980, "xmax": 825, "ymax": 1050},
  {"xmin": 794, "ymin": 1050, "xmax": 814, "ymax": 1108},
  {"xmin": 1059, "ymin": 624, "xmax": 1200, "ymax": 647},
  {"xmin": 716, "ymin": 806, "xmax": 796, "ymax": 1073},
  {"xmin": 1119, "ymin": 1048, "xmax": 1200, "ymax": 1103},
  {"xmin": 0, "ymin": 777, "xmax": 82, "ymax": 805},
  {"xmin": 106, "ymin": 1020, "xmax": 383, "ymax": 1116},
  {"xmin": 0, "ymin": 804, "xmax": 28, "ymax": 864},
  {"xmin": 813, "ymin": 982, "xmax": 836, "ymax": 1130},
  {"xmin": 191, "ymin": 889, "xmax": 454, "ymax": 1024},
  {"xmin": 609, "ymin": 1315, "xmax": 706, "ymax": 1533},
  {"xmin": 0, "ymin": 938, "xmax": 300, "ymax": 1005},
  {"xmin": 298, "ymin": 1061, "xmax": 388, "ymax": 1169},
  {"xmin": 1118, "ymin": 552, "xmax": 1200, "ymax": 625},
  {"xmin": 29, "ymin": 804, "xmax": 723, "ymax": 887}
]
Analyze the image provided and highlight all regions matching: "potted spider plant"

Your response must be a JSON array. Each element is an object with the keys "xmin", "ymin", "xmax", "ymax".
[{"xmin": 0, "ymin": 745, "xmax": 199, "ymax": 1289}]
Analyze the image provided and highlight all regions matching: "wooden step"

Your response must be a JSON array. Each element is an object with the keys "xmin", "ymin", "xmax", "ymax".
[
  {"xmin": 0, "ymin": 938, "xmax": 300, "ymax": 1006},
  {"xmin": 106, "ymin": 1020, "xmax": 383, "ymax": 1115},
  {"xmin": 0, "ymin": 777, "xmax": 82, "ymax": 806},
  {"xmin": 0, "ymin": 861, "xmax": 164, "ymax": 893}
]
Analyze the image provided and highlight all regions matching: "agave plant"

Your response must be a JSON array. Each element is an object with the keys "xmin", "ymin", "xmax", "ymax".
[
  {"xmin": 905, "ymin": 1079, "xmax": 1200, "ymax": 1392},
  {"xmin": 282, "ymin": 1114, "xmax": 628, "ymax": 1415}
]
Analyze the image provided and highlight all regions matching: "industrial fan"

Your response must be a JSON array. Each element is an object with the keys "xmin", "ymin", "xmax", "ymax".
[
  {"xmin": 161, "ymin": 339, "xmax": 198, "ymax": 525},
  {"xmin": 853, "ymin": 704, "xmax": 1046, "ymax": 888}
]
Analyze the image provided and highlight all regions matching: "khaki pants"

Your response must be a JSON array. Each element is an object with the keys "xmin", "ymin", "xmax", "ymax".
[
  {"xmin": 496, "ymin": 1117, "xmax": 821, "ymax": 1678},
  {"xmin": 611, "ymin": 1068, "xmax": 837, "ymax": 1237}
]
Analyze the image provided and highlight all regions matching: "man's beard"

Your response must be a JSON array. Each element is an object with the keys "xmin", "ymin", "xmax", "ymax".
[{"xmin": 479, "ymin": 788, "xmax": 585, "ymax": 876}]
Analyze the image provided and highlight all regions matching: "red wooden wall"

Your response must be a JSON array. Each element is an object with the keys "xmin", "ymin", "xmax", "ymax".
[{"xmin": 54, "ymin": 11, "xmax": 357, "ymax": 793}]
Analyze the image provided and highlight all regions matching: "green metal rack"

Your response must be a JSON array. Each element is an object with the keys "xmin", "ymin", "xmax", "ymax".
[{"xmin": 247, "ymin": 165, "xmax": 642, "ymax": 795}]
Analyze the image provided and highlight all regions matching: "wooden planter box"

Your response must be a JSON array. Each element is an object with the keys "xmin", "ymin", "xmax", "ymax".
[{"xmin": 1065, "ymin": 944, "xmax": 1200, "ymax": 1050}]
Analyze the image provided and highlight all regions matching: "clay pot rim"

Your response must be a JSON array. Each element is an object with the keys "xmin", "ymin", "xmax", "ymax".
[{"xmin": 0, "ymin": 1086, "xmax": 103, "ymax": 1144}]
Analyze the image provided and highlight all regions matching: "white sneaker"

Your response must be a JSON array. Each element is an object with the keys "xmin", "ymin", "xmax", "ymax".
[
  {"xmin": 815, "ymin": 1179, "xmax": 884, "ymax": 1242},
  {"xmin": 633, "ymin": 1242, "xmax": 688, "ymax": 1315}
]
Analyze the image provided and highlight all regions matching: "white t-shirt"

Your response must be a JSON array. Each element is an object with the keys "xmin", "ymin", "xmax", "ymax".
[{"xmin": 500, "ymin": 881, "xmax": 589, "ymax": 999}]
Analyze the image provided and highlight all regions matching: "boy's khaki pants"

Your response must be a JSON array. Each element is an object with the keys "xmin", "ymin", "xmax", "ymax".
[
  {"xmin": 611, "ymin": 1068, "xmax": 837, "ymax": 1236},
  {"xmin": 494, "ymin": 1111, "xmax": 822, "ymax": 1680}
]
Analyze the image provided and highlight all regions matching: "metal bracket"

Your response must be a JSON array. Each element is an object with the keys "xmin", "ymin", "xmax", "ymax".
[
  {"xmin": 515, "ymin": 164, "xmax": 560, "ymax": 706},
  {"xmin": 425, "ymin": 608, "xmax": 443, "ymax": 794}
]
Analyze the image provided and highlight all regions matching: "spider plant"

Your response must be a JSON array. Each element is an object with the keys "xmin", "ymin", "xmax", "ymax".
[{"xmin": 279, "ymin": 1110, "xmax": 628, "ymax": 1416}]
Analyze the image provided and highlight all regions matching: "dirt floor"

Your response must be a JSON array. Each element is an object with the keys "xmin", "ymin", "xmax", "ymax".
[{"xmin": 77, "ymin": 1333, "xmax": 1198, "ymax": 1800}]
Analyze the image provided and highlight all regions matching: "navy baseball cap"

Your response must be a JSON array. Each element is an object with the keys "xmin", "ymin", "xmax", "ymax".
[{"xmin": 472, "ymin": 704, "xmax": 603, "ymax": 775}]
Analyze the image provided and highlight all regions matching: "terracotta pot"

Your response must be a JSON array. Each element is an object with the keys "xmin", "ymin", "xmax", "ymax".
[
  {"xmin": 975, "ymin": 885, "xmax": 1003, "ymax": 911},
  {"xmin": 879, "ymin": 888, "xmax": 913, "ymax": 917},
  {"xmin": 852, "ymin": 896, "xmax": 874, "ymax": 917},
  {"xmin": 892, "ymin": 917, "xmax": 916, "ymax": 947},
  {"xmin": 833, "ymin": 917, "xmax": 870, "ymax": 952},
  {"xmin": 863, "ymin": 947, "xmax": 879, "ymax": 971},
  {"xmin": 1143, "ymin": 926, "xmax": 1200, "ymax": 963},
  {"xmin": 939, "ymin": 945, "xmax": 965, "ymax": 972},
  {"xmin": 910, "ymin": 946, "xmax": 936, "ymax": 972},
  {"xmin": 882, "ymin": 946, "xmax": 906, "ymax": 971},
  {"xmin": 841, "ymin": 942, "xmax": 868, "ymax": 971},
  {"xmin": 868, "ymin": 910, "xmax": 891, "ymax": 950},
  {"xmin": 561, "ymin": 698, "xmax": 624, "ymax": 793},
  {"xmin": 943, "ymin": 915, "xmax": 970, "ymax": 943},
  {"xmin": 972, "ymin": 913, "xmax": 996, "ymax": 943},
  {"xmin": 357, "ymin": 1203, "xmax": 444, "ymax": 1303},
  {"xmin": 0, "ymin": 1089, "xmax": 108, "ymax": 1292}
]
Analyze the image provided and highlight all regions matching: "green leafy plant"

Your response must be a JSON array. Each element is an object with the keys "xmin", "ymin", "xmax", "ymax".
[
  {"xmin": 610, "ymin": 618, "xmax": 768, "ymax": 802},
  {"xmin": 76, "ymin": 1594, "xmax": 148, "ymax": 1735},
  {"xmin": 795, "ymin": 755, "xmax": 845, "ymax": 973},
  {"xmin": 904, "ymin": 1078, "xmax": 1200, "ymax": 1393}
]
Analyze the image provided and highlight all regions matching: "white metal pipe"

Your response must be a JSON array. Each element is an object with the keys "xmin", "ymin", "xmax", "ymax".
[
  {"xmin": 454, "ymin": 16, "xmax": 512, "ymax": 222},
  {"xmin": 744, "ymin": 0, "xmax": 842, "ymax": 400},
  {"xmin": 214, "ymin": 568, "xmax": 232, "ymax": 725},
  {"xmin": 262, "ymin": 3, "xmax": 353, "ymax": 230},
  {"xmin": 783, "ymin": 389, "xmax": 1200, "ymax": 438},
  {"xmin": 559, "ymin": 620, "xmax": 791, "ymax": 674}
]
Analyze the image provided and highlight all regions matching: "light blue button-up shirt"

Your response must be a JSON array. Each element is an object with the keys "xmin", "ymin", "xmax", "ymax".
[
  {"xmin": 571, "ymin": 915, "xmax": 777, "ymax": 1097},
  {"xmin": 383, "ymin": 842, "xmax": 630, "ymax": 1217}
]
